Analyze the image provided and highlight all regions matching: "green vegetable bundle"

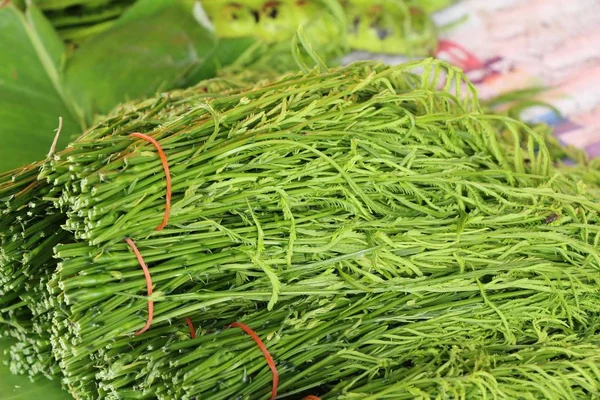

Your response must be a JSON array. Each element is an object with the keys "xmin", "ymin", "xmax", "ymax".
[{"xmin": 3, "ymin": 59, "xmax": 600, "ymax": 399}]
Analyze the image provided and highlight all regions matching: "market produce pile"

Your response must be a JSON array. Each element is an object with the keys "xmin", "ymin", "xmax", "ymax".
[{"xmin": 2, "ymin": 59, "xmax": 600, "ymax": 399}]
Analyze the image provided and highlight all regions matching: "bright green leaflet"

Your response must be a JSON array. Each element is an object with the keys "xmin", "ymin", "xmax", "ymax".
[
  {"xmin": 0, "ymin": 338, "xmax": 71, "ymax": 400},
  {"xmin": 0, "ymin": 3, "xmax": 83, "ymax": 172}
]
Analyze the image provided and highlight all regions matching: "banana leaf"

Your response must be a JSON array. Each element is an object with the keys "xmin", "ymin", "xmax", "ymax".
[
  {"xmin": 0, "ymin": 2, "xmax": 84, "ymax": 172},
  {"xmin": 0, "ymin": 338, "xmax": 70, "ymax": 400},
  {"xmin": 0, "ymin": 0, "xmax": 221, "ymax": 172},
  {"xmin": 63, "ymin": 0, "xmax": 220, "ymax": 125}
]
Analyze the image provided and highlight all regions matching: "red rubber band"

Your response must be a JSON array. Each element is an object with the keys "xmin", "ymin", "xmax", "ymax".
[
  {"xmin": 229, "ymin": 322, "xmax": 279, "ymax": 400},
  {"xmin": 125, "ymin": 238, "xmax": 154, "ymax": 336},
  {"xmin": 303, "ymin": 396, "xmax": 321, "ymax": 400},
  {"xmin": 185, "ymin": 317, "xmax": 196, "ymax": 338},
  {"xmin": 436, "ymin": 39, "xmax": 483, "ymax": 72},
  {"xmin": 129, "ymin": 132, "xmax": 171, "ymax": 231}
]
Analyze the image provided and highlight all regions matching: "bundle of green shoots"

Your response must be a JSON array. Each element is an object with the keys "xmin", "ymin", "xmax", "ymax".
[{"xmin": 2, "ymin": 57, "xmax": 600, "ymax": 400}]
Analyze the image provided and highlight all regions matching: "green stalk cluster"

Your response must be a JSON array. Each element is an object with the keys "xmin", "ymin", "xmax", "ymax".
[
  {"xmin": 2, "ymin": 59, "xmax": 600, "ymax": 399},
  {"xmin": 0, "ymin": 163, "xmax": 72, "ymax": 378}
]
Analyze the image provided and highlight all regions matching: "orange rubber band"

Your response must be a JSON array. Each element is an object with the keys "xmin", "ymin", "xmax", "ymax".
[
  {"xmin": 302, "ymin": 396, "xmax": 321, "ymax": 400},
  {"xmin": 185, "ymin": 317, "xmax": 196, "ymax": 338},
  {"xmin": 129, "ymin": 132, "xmax": 171, "ymax": 231},
  {"xmin": 230, "ymin": 322, "xmax": 279, "ymax": 400},
  {"xmin": 125, "ymin": 237, "xmax": 154, "ymax": 336}
]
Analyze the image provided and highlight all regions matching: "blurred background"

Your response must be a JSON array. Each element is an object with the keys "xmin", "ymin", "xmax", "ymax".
[{"xmin": 427, "ymin": 0, "xmax": 600, "ymax": 156}]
